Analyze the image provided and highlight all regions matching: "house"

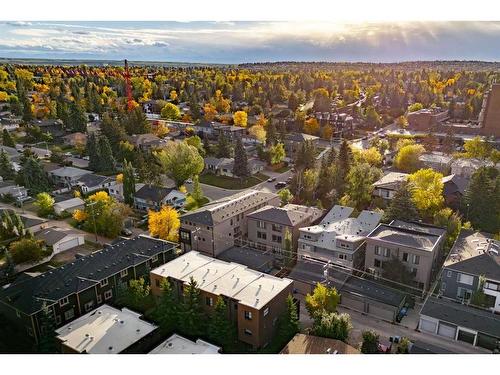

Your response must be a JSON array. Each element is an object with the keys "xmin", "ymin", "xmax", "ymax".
[
  {"xmin": 0, "ymin": 235, "xmax": 178, "ymax": 343},
  {"xmin": 62, "ymin": 132, "xmax": 87, "ymax": 147},
  {"xmin": 35, "ymin": 227, "xmax": 85, "ymax": 254},
  {"xmin": 280, "ymin": 333, "xmax": 360, "ymax": 354},
  {"xmin": 179, "ymin": 190, "xmax": 280, "ymax": 257},
  {"xmin": 450, "ymin": 158, "xmax": 498, "ymax": 179},
  {"xmin": 150, "ymin": 251, "xmax": 294, "ymax": 350},
  {"xmin": 49, "ymin": 166, "xmax": 91, "ymax": 188},
  {"xmin": 108, "ymin": 181, "xmax": 145, "ymax": 202},
  {"xmin": 440, "ymin": 230, "xmax": 500, "ymax": 313},
  {"xmin": 246, "ymin": 204, "xmax": 323, "ymax": 260},
  {"xmin": 56, "ymin": 305, "xmax": 158, "ymax": 354},
  {"xmin": 365, "ymin": 220, "xmax": 446, "ymax": 290},
  {"xmin": 53, "ymin": 197, "xmax": 85, "ymax": 216},
  {"xmin": 133, "ymin": 185, "xmax": 186, "ymax": 211},
  {"xmin": 192, "ymin": 120, "xmax": 216, "ymax": 137},
  {"xmin": 149, "ymin": 334, "xmax": 221, "ymax": 354},
  {"xmin": 76, "ymin": 173, "xmax": 114, "ymax": 194},
  {"xmin": 441, "ymin": 174, "xmax": 469, "ymax": 209},
  {"xmin": 213, "ymin": 124, "xmax": 246, "ymax": 141},
  {"xmin": 204, "ymin": 157, "xmax": 265, "ymax": 177},
  {"xmin": 30, "ymin": 119, "xmax": 65, "ymax": 138},
  {"xmin": 129, "ymin": 133, "xmax": 163, "ymax": 150},
  {"xmin": 284, "ymin": 133, "xmax": 320, "ymax": 159},
  {"xmin": 419, "ymin": 297, "xmax": 500, "ymax": 351},
  {"xmin": 418, "ymin": 152, "xmax": 453, "ymax": 174},
  {"xmin": 372, "ymin": 172, "xmax": 409, "ymax": 201},
  {"xmin": 20, "ymin": 214, "xmax": 48, "ymax": 233},
  {"xmin": 0, "ymin": 182, "xmax": 29, "ymax": 202},
  {"xmin": 298, "ymin": 206, "xmax": 382, "ymax": 270}
]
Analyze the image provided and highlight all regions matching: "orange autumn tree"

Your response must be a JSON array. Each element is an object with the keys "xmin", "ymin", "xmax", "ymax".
[{"xmin": 148, "ymin": 205, "xmax": 180, "ymax": 242}]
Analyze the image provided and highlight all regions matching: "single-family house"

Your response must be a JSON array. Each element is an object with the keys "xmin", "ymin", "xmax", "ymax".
[
  {"xmin": 133, "ymin": 185, "xmax": 186, "ymax": 211},
  {"xmin": 372, "ymin": 172, "xmax": 409, "ymax": 201},
  {"xmin": 77, "ymin": 173, "xmax": 114, "ymax": 194},
  {"xmin": 49, "ymin": 166, "xmax": 91, "ymax": 188}
]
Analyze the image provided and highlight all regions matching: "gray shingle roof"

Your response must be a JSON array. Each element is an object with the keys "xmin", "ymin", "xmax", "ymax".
[
  {"xmin": 77, "ymin": 173, "xmax": 112, "ymax": 188},
  {"xmin": 134, "ymin": 185, "xmax": 174, "ymax": 202},
  {"xmin": 35, "ymin": 227, "xmax": 79, "ymax": 246},
  {"xmin": 247, "ymin": 205, "xmax": 310, "ymax": 226}
]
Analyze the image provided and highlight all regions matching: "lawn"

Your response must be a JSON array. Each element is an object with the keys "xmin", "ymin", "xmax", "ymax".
[
  {"xmin": 272, "ymin": 165, "xmax": 290, "ymax": 173},
  {"xmin": 200, "ymin": 173, "xmax": 268, "ymax": 190}
]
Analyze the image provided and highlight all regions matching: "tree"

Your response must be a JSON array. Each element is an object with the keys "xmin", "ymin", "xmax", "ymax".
[
  {"xmin": 9, "ymin": 238, "xmax": 44, "ymax": 264},
  {"xmin": 343, "ymin": 163, "xmax": 382, "ymax": 210},
  {"xmin": 37, "ymin": 302, "xmax": 57, "ymax": 353},
  {"xmin": 135, "ymin": 150, "xmax": 163, "ymax": 186},
  {"xmin": 277, "ymin": 295, "xmax": 300, "ymax": 344},
  {"xmin": 161, "ymin": 102, "xmax": 181, "ymax": 120},
  {"xmin": 156, "ymin": 141, "xmax": 204, "ymax": 187},
  {"xmin": 208, "ymin": 296, "xmax": 234, "ymax": 349},
  {"xmin": 97, "ymin": 136, "xmax": 116, "ymax": 172},
  {"xmin": 462, "ymin": 136, "xmax": 492, "ymax": 160},
  {"xmin": 303, "ymin": 118, "xmax": 320, "ymax": 135},
  {"xmin": 233, "ymin": 137, "xmax": 249, "ymax": 178},
  {"xmin": 216, "ymin": 131, "xmax": 232, "ymax": 158},
  {"xmin": 305, "ymin": 283, "xmax": 340, "ymax": 319},
  {"xmin": 191, "ymin": 175, "xmax": 204, "ymax": 204},
  {"xmin": 20, "ymin": 156, "xmax": 51, "ymax": 195},
  {"xmin": 360, "ymin": 330, "xmax": 380, "ymax": 354},
  {"xmin": 295, "ymin": 140, "xmax": 316, "ymax": 170},
  {"xmin": 383, "ymin": 181, "xmax": 420, "ymax": 223},
  {"xmin": 203, "ymin": 103, "xmax": 217, "ymax": 121},
  {"xmin": 278, "ymin": 188, "xmax": 293, "ymax": 206},
  {"xmin": 185, "ymin": 135, "xmax": 205, "ymax": 157},
  {"xmin": 269, "ymin": 142, "xmax": 286, "ymax": 165},
  {"xmin": 365, "ymin": 105, "xmax": 382, "ymax": 128},
  {"xmin": 118, "ymin": 277, "xmax": 151, "ymax": 312},
  {"xmin": 394, "ymin": 144, "xmax": 425, "ymax": 173},
  {"xmin": 463, "ymin": 167, "xmax": 500, "ymax": 233},
  {"xmin": 233, "ymin": 111, "xmax": 248, "ymax": 127},
  {"xmin": 148, "ymin": 205, "xmax": 180, "ymax": 242},
  {"xmin": 283, "ymin": 228, "xmax": 294, "ymax": 268},
  {"xmin": 266, "ymin": 120, "xmax": 278, "ymax": 147},
  {"xmin": 382, "ymin": 256, "xmax": 416, "ymax": 286},
  {"xmin": 312, "ymin": 311, "xmax": 352, "ymax": 342},
  {"xmin": 396, "ymin": 115, "xmax": 408, "ymax": 129},
  {"xmin": 408, "ymin": 102, "xmax": 423, "ymax": 112},
  {"xmin": 153, "ymin": 278, "xmax": 178, "ymax": 333},
  {"xmin": 408, "ymin": 168, "xmax": 444, "ymax": 218},
  {"xmin": 312, "ymin": 88, "xmax": 330, "ymax": 112},
  {"xmin": 249, "ymin": 125, "xmax": 266, "ymax": 143},
  {"xmin": 122, "ymin": 159, "xmax": 136, "ymax": 206},
  {"xmin": 302, "ymin": 168, "xmax": 319, "ymax": 204},
  {"xmin": 0, "ymin": 210, "xmax": 26, "ymax": 240},
  {"xmin": 179, "ymin": 276, "xmax": 204, "ymax": 337},
  {"xmin": 86, "ymin": 133, "xmax": 100, "ymax": 172},
  {"xmin": 34, "ymin": 192, "xmax": 55, "ymax": 217},
  {"xmin": 358, "ymin": 147, "xmax": 383, "ymax": 167},
  {"xmin": 338, "ymin": 139, "xmax": 352, "ymax": 183},
  {"xmin": 2, "ymin": 129, "xmax": 15, "ymax": 147},
  {"xmin": 396, "ymin": 337, "xmax": 411, "ymax": 354},
  {"xmin": 0, "ymin": 149, "xmax": 15, "ymax": 180},
  {"xmin": 68, "ymin": 102, "xmax": 87, "ymax": 132}
]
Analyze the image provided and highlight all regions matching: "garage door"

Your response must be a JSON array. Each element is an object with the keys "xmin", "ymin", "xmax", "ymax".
[
  {"xmin": 58, "ymin": 237, "xmax": 81, "ymax": 251},
  {"xmin": 419, "ymin": 318, "xmax": 437, "ymax": 333},
  {"xmin": 438, "ymin": 322, "xmax": 457, "ymax": 339}
]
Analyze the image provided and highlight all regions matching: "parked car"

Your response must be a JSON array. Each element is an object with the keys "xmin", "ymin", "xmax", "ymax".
[
  {"xmin": 185, "ymin": 178, "xmax": 193, "ymax": 184},
  {"xmin": 275, "ymin": 182, "xmax": 287, "ymax": 189},
  {"xmin": 121, "ymin": 228, "xmax": 133, "ymax": 237},
  {"xmin": 267, "ymin": 177, "xmax": 276, "ymax": 182}
]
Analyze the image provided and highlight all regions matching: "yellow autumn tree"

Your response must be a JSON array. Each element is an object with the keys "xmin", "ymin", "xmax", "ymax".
[
  {"xmin": 233, "ymin": 111, "xmax": 248, "ymax": 127},
  {"xmin": 203, "ymin": 103, "xmax": 218, "ymax": 121},
  {"xmin": 116, "ymin": 173, "xmax": 124, "ymax": 183},
  {"xmin": 303, "ymin": 118, "xmax": 320, "ymax": 135},
  {"xmin": 148, "ymin": 205, "xmax": 180, "ymax": 242},
  {"xmin": 72, "ymin": 209, "xmax": 88, "ymax": 222},
  {"xmin": 249, "ymin": 125, "xmax": 266, "ymax": 142},
  {"xmin": 170, "ymin": 90, "xmax": 178, "ymax": 101}
]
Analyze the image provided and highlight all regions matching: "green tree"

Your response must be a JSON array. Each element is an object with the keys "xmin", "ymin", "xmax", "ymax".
[
  {"xmin": 216, "ymin": 132, "xmax": 232, "ymax": 158},
  {"xmin": 20, "ymin": 156, "xmax": 51, "ymax": 195},
  {"xmin": 191, "ymin": 175, "xmax": 204, "ymax": 204},
  {"xmin": 86, "ymin": 133, "xmax": 100, "ymax": 172},
  {"xmin": 232, "ymin": 137, "xmax": 249, "ymax": 178},
  {"xmin": 312, "ymin": 311, "xmax": 352, "ymax": 342},
  {"xmin": 0, "ymin": 210, "xmax": 26, "ymax": 240},
  {"xmin": 208, "ymin": 296, "xmax": 234, "ymax": 349},
  {"xmin": 408, "ymin": 102, "xmax": 423, "ymax": 112},
  {"xmin": 156, "ymin": 141, "xmax": 204, "ymax": 187},
  {"xmin": 161, "ymin": 102, "xmax": 181, "ymax": 120},
  {"xmin": 462, "ymin": 136, "xmax": 492, "ymax": 160},
  {"xmin": 179, "ymin": 276, "xmax": 204, "ymax": 337},
  {"xmin": 122, "ymin": 159, "xmax": 136, "ymax": 206},
  {"xmin": 0, "ymin": 149, "xmax": 15, "ymax": 180},
  {"xmin": 153, "ymin": 278, "xmax": 178, "ymax": 333},
  {"xmin": 2, "ymin": 129, "xmax": 15, "ymax": 147},
  {"xmin": 338, "ymin": 139, "xmax": 352, "ymax": 185},
  {"xmin": 120, "ymin": 277, "xmax": 151, "ymax": 312},
  {"xmin": 382, "ymin": 256, "xmax": 416, "ymax": 286},
  {"xmin": 277, "ymin": 295, "xmax": 300, "ymax": 344},
  {"xmin": 185, "ymin": 135, "xmax": 205, "ymax": 157},
  {"xmin": 360, "ymin": 330, "xmax": 380, "ymax": 354},
  {"xmin": 382, "ymin": 181, "xmax": 420, "ymax": 223},
  {"xmin": 34, "ymin": 192, "xmax": 55, "ymax": 217},
  {"xmin": 68, "ymin": 102, "xmax": 87, "ymax": 132},
  {"xmin": 283, "ymin": 228, "xmax": 294, "ymax": 268},
  {"xmin": 305, "ymin": 283, "xmax": 340, "ymax": 319},
  {"xmin": 266, "ymin": 120, "xmax": 278, "ymax": 147},
  {"xmin": 396, "ymin": 337, "xmax": 411, "ymax": 354},
  {"xmin": 278, "ymin": 188, "xmax": 293, "ymax": 206},
  {"xmin": 295, "ymin": 140, "xmax": 316, "ymax": 170},
  {"xmin": 9, "ymin": 238, "xmax": 44, "ymax": 264},
  {"xmin": 37, "ymin": 302, "xmax": 57, "ymax": 353},
  {"xmin": 97, "ymin": 136, "xmax": 116, "ymax": 172},
  {"xmin": 269, "ymin": 142, "xmax": 286, "ymax": 165},
  {"xmin": 394, "ymin": 144, "xmax": 425, "ymax": 173},
  {"xmin": 408, "ymin": 168, "xmax": 444, "ymax": 218},
  {"xmin": 343, "ymin": 162, "xmax": 382, "ymax": 210}
]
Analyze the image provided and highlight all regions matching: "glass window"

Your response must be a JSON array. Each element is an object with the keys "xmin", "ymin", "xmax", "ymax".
[
  {"xmin": 457, "ymin": 273, "xmax": 474, "ymax": 285},
  {"xmin": 59, "ymin": 297, "xmax": 69, "ymax": 307},
  {"xmin": 244, "ymin": 311, "xmax": 252, "ymax": 320}
]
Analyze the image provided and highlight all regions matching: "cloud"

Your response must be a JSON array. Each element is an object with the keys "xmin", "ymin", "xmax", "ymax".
[{"xmin": 4, "ymin": 21, "xmax": 32, "ymax": 27}]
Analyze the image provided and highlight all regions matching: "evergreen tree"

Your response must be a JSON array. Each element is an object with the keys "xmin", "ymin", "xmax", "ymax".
[
  {"xmin": 295, "ymin": 140, "xmax": 316, "ymax": 170},
  {"xmin": 97, "ymin": 136, "xmax": 116, "ymax": 172},
  {"xmin": 37, "ymin": 302, "xmax": 57, "ymax": 353},
  {"xmin": 56, "ymin": 100, "xmax": 70, "ymax": 129},
  {"xmin": 208, "ymin": 296, "xmax": 234, "ymax": 349},
  {"xmin": 2, "ymin": 129, "xmax": 15, "ymax": 148},
  {"xmin": 86, "ymin": 133, "xmax": 100, "ymax": 172},
  {"xmin": 383, "ymin": 181, "xmax": 420, "ymax": 223},
  {"xmin": 277, "ymin": 295, "xmax": 300, "ymax": 344},
  {"xmin": 152, "ymin": 279, "xmax": 178, "ymax": 334},
  {"xmin": 100, "ymin": 113, "xmax": 127, "ymax": 156},
  {"xmin": 20, "ymin": 91, "xmax": 33, "ymax": 123},
  {"xmin": 122, "ymin": 159, "xmax": 136, "ymax": 206},
  {"xmin": 121, "ymin": 107, "xmax": 151, "ymax": 135},
  {"xmin": 360, "ymin": 330, "xmax": 380, "ymax": 354},
  {"xmin": 202, "ymin": 135, "xmax": 211, "ymax": 156},
  {"xmin": 68, "ymin": 102, "xmax": 87, "ymax": 132},
  {"xmin": 0, "ymin": 150, "xmax": 15, "ymax": 180},
  {"xmin": 20, "ymin": 156, "xmax": 51, "ymax": 194},
  {"xmin": 266, "ymin": 120, "xmax": 278, "ymax": 147},
  {"xmin": 179, "ymin": 276, "xmax": 204, "ymax": 337},
  {"xmin": 191, "ymin": 175, "xmax": 204, "ymax": 204},
  {"xmin": 232, "ymin": 137, "xmax": 249, "ymax": 178},
  {"xmin": 338, "ymin": 139, "xmax": 352, "ymax": 181},
  {"xmin": 216, "ymin": 132, "xmax": 232, "ymax": 158}
]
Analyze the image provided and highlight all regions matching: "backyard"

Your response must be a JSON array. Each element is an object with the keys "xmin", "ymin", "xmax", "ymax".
[{"xmin": 200, "ymin": 172, "xmax": 269, "ymax": 190}]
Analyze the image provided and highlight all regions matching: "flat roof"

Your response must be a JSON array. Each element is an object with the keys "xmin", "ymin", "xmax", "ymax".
[
  {"xmin": 218, "ymin": 246, "xmax": 275, "ymax": 272},
  {"xmin": 151, "ymin": 251, "xmax": 292, "ymax": 310},
  {"xmin": 150, "ymin": 334, "xmax": 220, "ymax": 354},
  {"xmin": 55, "ymin": 305, "xmax": 157, "ymax": 354},
  {"xmin": 368, "ymin": 222, "xmax": 444, "ymax": 252}
]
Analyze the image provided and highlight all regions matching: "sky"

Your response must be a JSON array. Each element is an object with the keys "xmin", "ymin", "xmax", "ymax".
[{"xmin": 1, "ymin": 21, "xmax": 500, "ymax": 64}]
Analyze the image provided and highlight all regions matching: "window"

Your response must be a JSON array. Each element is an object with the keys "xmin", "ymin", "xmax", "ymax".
[
  {"xmin": 272, "ymin": 235, "xmax": 282, "ymax": 243},
  {"xmin": 412, "ymin": 254, "xmax": 420, "ymax": 265},
  {"xmin": 84, "ymin": 301, "xmax": 94, "ymax": 312},
  {"xmin": 64, "ymin": 308, "xmax": 75, "ymax": 321},
  {"xmin": 257, "ymin": 231, "xmax": 267, "ymax": 240},
  {"xmin": 272, "ymin": 224, "xmax": 283, "ymax": 232},
  {"xmin": 180, "ymin": 231, "xmax": 190, "ymax": 241},
  {"xmin": 97, "ymin": 294, "xmax": 102, "ymax": 304},
  {"xmin": 257, "ymin": 221, "xmax": 266, "ymax": 229},
  {"xmin": 402, "ymin": 252, "xmax": 408, "ymax": 262},
  {"xmin": 59, "ymin": 297, "xmax": 69, "ymax": 307},
  {"xmin": 457, "ymin": 273, "xmax": 474, "ymax": 285},
  {"xmin": 374, "ymin": 259, "xmax": 382, "ymax": 268},
  {"xmin": 485, "ymin": 281, "xmax": 500, "ymax": 291},
  {"xmin": 441, "ymin": 282, "xmax": 446, "ymax": 292},
  {"xmin": 55, "ymin": 315, "xmax": 62, "ymax": 325},
  {"xmin": 206, "ymin": 297, "xmax": 213, "ymax": 307},
  {"xmin": 151, "ymin": 254, "xmax": 159, "ymax": 262},
  {"xmin": 155, "ymin": 279, "xmax": 161, "ymax": 287},
  {"xmin": 374, "ymin": 246, "xmax": 390, "ymax": 257},
  {"xmin": 457, "ymin": 287, "xmax": 472, "ymax": 301},
  {"xmin": 383, "ymin": 248, "xmax": 391, "ymax": 257},
  {"xmin": 264, "ymin": 307, "xmax": 269, "ymax": 316},
  {"xmin": 244, "ymin": 311, "xmax": 253, "ymax": 320},
  {"xmin": 120, "ymin": 269, "xmax": 128, "ymax": 278},
  {"xmin": 447, "ymin": 270, "xmax": 452, "ymax": 278},
  {"xmin": 338, "ymin": 253, "xmax": 347, "ymax": 260},
  {"xmin": 244, "ymin": 329, "xmax": 253, "ymax": 336},
  {"xmin": 100, "ymin": 278, "xmax": 108, "ymax": 287},
  {"xmin": 104, "ymin": 290, "xmax": 113, "ymax": 300}
]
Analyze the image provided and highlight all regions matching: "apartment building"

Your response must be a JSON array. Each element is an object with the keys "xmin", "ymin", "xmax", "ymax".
[
  {"xmin": 179, "ymin": 190, "xmax": 280, "ymax": 257},
  {"xmin": 0, "ymin": 236, "xmax": 178, "ymax": 343},
  {"xmin": 406, "ymin": 108, "xmax": 449, "ymax": 132},
  {"xmin": 247, "ymin": 204, "xmax": 323, "ymax": 257},
  {"xmin": 298, "ymin": 206, "xmax": 382, "ymax": 270},
  {"xmin": 479, "ymin": 83, "xmax": 500, "ymax": 137},
  {"xmin": 150, "ymin": 251, "xmax": 293, "ymax": 349},
  {"xmin": 440, "ymin": 230, "xmax": 500, "ymax": 313},
  {"xmin": 365, "ymin": 220, "xmax": 446, "ymax": 290}
]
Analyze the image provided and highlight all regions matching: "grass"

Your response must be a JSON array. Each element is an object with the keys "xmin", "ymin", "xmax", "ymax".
[
  {"xmin": 200, "ymin": 173, "xmax": 267, "ymax": 190},
  {"xmin": 272, "ymin": 165, "xmax": 290, "ymax": 173}
]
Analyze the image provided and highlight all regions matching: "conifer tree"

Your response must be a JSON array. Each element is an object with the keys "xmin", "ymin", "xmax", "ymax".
[
  {"xmin": 122, "ymin": 159, "xmax": 136, "ymax": 206},
  {"xmin": 216, "ymin": 132, "xmax": 232, "ymax": 158},
  {"xmin": 208, "ymin": 296, "xmax": 234, "ymax": 349},
  {"xmin": 179, "ymin": 276, "xmax": 204, "ymax": 337},
  {"xmin": 383, "ymin": 181, "xmax": 420, "ymax": 223},
  {"xmin": 232, "ymin": 137, "xmax": 249, "ymax": 178},
  {"xmin": 86, "ymin": 133, "xmax": 100, "ymax": 172},
  {"xmin": 153, "ymin": 279, "xmax": 178, "ymax": 334},
  {"xmin": 97, "ymin": 136, "xmax": 116, "ymax": 172},
  {"xmin": 68, "ymin": 102, "xmax": 87, "ymax": 132},
  {"xmin": 20, "ymin": 156, "xmax": 51, "ymax": 194},
  {"xmin": 0, "ymin": 149, "xmax": 15, "ymax": 180},
  {"xmin": 2, "ymin": 129, "xmax": 15, "ymax": 148}
]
